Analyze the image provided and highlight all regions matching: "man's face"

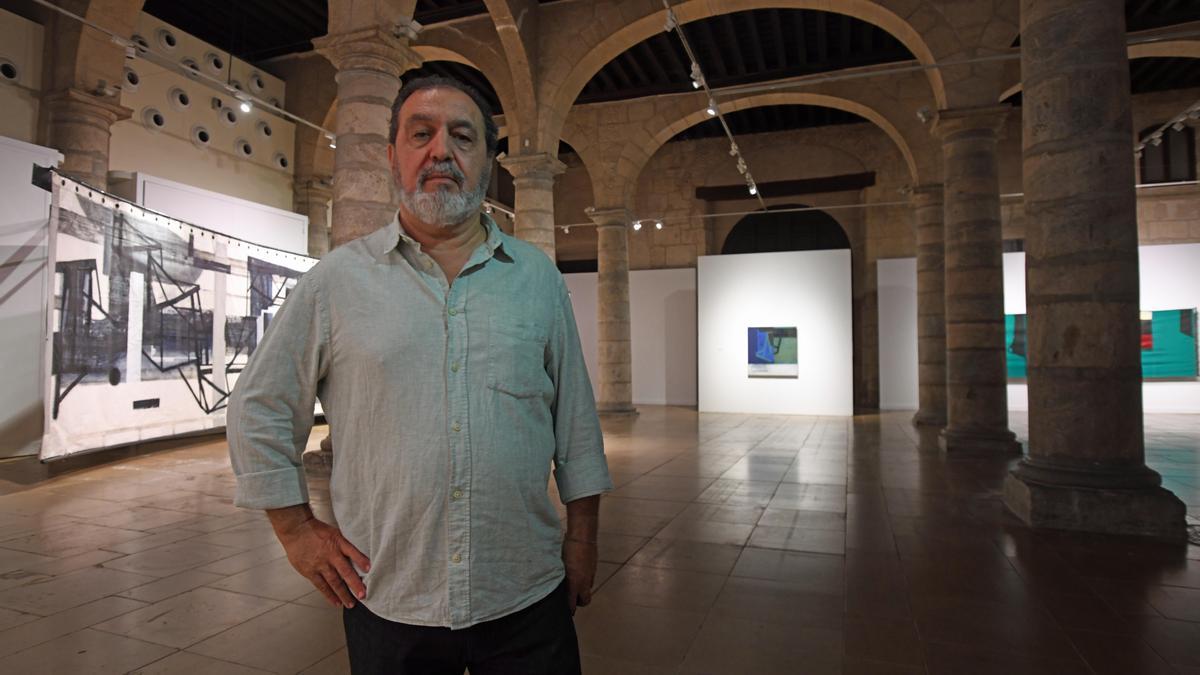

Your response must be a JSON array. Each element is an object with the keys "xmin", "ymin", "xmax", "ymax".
[{"xmin": 388, "ymin": 87, "xmax": 491, "ymax": 229}]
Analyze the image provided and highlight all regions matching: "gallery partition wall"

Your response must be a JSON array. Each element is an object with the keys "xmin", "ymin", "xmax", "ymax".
[{"xmin": 697, "ymin": 249, "xmax": 854, "ymax": 416}]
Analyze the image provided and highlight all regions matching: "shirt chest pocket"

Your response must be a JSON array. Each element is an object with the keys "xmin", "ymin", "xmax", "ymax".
[{"xmin": 487, "ymin": 314, "xmax": 550, "ymax": 399}]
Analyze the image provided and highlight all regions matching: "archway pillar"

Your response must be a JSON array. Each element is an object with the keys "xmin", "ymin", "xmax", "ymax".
[
  {"xmin": 586, "ymin": 206, "xmax": 637, "ymax": 416},
  {"xmin": 294, "ymin": 177, "xmax": 333, "ymax": 258},
  {"xmin": 934, "ymin": 105, "xmax": 1020, "ymax": 455},
  {"xmin": 1003, "ymin": 0, "xmax": 1185, "ymax": 540},
  {"xmin": 42, "ymin": 88, "xmax": 131, "ymax": 190},
  {"xmin": 499, "ymin": 152, "xmax": 565, "ymax": 260},
  {"xmin": 911, "ymin": 184, "xmax": 947, "ymax": 427},
  {"xmin": 314, "ymin": 24, "xmax": 422, "ymax": 248}
]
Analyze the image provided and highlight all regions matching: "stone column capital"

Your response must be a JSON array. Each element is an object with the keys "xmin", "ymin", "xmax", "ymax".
[
  {"xmin": 294, "ymin": 176, "xmax": 334, "ymax": 202},
  {"xmin": 933, "ymin": 105, "xmax": 1011, "ymax": 140},
  {"xmin": 910, "ymin": 183, "xmax": 945, "ymax": 206},
  {"xmin": 499, "ymin": 153, "xmax": 565, "ymax": 182},
  {"xmin": 43, "ymin": 87, "xmax": 132, "ymax": 126},
  {"xmin": 313, "ymin": 26, "xmax": 422, "ymax": 77},
  {"xmin": 585, "ymin": 206, "xmax": 630, "ymax": 228}
]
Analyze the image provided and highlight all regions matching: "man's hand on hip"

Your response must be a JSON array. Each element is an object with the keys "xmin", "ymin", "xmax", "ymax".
[{"xmin": 267, "ymin": 504, "xmax": 371, "ymax": 609}]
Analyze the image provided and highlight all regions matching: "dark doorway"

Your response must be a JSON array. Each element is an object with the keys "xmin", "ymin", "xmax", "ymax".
[{"xmin": 721, "ymin": 204, "xmax": 850, "ymax": 254}]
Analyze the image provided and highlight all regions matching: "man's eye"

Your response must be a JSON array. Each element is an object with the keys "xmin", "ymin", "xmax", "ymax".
[
  {"xmin": 455, "ymin": 134, "xmax": 473, "ymax": 143},
  {"xmin": 413, "ymin": 131, "xmax": 430, "ymax": 140}
]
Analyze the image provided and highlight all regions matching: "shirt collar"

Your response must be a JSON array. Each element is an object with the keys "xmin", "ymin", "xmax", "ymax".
[{"xmin": 369, "ymin": 211, "xmax": 507, "ymax": 264}]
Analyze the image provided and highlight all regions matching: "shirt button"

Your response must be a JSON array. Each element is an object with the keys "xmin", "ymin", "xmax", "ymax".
[
  {"xmin": 450, "ymin": 362, "xmax": 460, "ymax": 373},
  {"xmin": 451, "ymin": 553, "xmax": 462, "ymax": 563},
  {"xmin": 452, "ymin": 489, "xmax": 463, "ymax": 500},
  {"xmin": 452, "ymin": 422, "xmax": 461, "ymax": 432},
  {"xmin": 448, "ymin": 308, "xmax": 458, "ymax": 316}
]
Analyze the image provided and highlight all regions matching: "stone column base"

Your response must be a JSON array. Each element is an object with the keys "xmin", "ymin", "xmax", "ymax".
[
  {"xmin": 939, "ymin": 427, "xmax": 1021, "ymax": 455},
  {"xmin": 597, "ymin": 405, "xmax": 639, "ymax": 417},
  {"xmin": 912, "ymin": 410, "xmax": 946, "ymax": 428},
  {"xmin": 1004, "ymin": 473, "xmax": 1187, "ymax": 542}
]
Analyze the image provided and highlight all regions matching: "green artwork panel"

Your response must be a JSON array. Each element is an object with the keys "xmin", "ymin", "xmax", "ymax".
[
  {"xmin": 1005, "ymin": 314, "xmax": 1027, "ymax": 379},
  {"xmin": 1005, "ymin": 309, "xmax": 1198, "ymax": 380},
  {"xmin": 1142, "ymin": 309, "xmax": 1198, "ymax": 378}
]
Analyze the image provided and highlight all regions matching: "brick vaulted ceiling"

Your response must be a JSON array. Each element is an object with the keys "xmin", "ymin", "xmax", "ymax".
[{"xmin": 144, "ymin": 0, "xmax": 1200, "ymax": 140}]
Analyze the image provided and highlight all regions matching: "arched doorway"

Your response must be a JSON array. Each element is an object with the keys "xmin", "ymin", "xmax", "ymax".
[{"xmin": 721, "ymin": 204, "xmax": 850, "ymax": 254}]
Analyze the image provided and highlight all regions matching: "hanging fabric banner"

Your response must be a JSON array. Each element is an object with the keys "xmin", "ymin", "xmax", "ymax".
[{"xmin": 41, "ymin": 171, "xmax": 318, "ymax": 460}]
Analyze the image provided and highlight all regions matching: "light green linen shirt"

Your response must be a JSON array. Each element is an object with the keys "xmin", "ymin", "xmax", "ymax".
[{"xmin": 226, "ymin": 213, "xmax": 611, "ymax": 629}]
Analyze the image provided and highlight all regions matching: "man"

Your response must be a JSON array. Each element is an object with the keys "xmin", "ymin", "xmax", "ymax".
[{"xmin": 227, "ymin": 75, "xmax": 611, "ymax": 674}]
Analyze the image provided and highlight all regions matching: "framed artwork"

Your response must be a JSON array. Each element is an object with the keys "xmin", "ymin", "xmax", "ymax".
[
  {"xmin": 747, "ymin": 326, "xmax": 798, "ymax": 377},
  {"xmin": 1005, "ymin": 309, "xmax": 1197, "ymax": 380}
]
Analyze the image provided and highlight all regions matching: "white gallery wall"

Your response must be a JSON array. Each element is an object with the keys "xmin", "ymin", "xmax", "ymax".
[
  {"xmin": 698, "ymin": 250, "xmax": 854, "ymax": 416},
  {"xmin": 877, "ymin": 244, "xmax": 1200, "ymax": 415},
  {"xmin": 0, "ymin": 136, "xmax": 61, "ymax": 458},
  {"xmin": 877, "ymin": 258, "xmax": 918, "ymax": 410},
  {"xmin": 565, "ymin": 268, "xmax": 697, "ymax": 406},
  {"xmin": 110, "ymin": 173, "xmax": 309, "ymax": 255}
]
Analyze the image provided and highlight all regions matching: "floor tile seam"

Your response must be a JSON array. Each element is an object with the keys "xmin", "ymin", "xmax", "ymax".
[
  {"xmin": 672, "ymin": 572, "xmax": 738, "ymax": 672},
  {"xmin": 1061, "ymin": 625, "xmax": 1180, "ymax": 673},
  {"xmin": 89, "ymin": 593, "xmax": 286, "ymax": 652}
]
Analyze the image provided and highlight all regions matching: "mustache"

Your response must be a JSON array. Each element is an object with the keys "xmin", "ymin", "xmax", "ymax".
[{"xmin": 418, "ymin": 161, "xmax": 465, "ymax": 187}]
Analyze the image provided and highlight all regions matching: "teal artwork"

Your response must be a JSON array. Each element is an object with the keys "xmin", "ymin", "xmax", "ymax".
[{"xmin": 1005, "ymin": 309, "xmax": 1198, "ymax": 379}]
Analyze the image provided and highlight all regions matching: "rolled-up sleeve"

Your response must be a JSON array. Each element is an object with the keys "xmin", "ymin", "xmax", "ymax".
[
  {"xmin": 546, "ymin": 278, "xmax": 612, "ymax": 503},
  {"xmin": 226, "ymin": 269, "xmax": 329, "ymax": 509}
]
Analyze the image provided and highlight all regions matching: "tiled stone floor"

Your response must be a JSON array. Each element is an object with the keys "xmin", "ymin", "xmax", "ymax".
[{"xmin": 0, "ymin": 407, "xmax": 1197, "ymax": 674}]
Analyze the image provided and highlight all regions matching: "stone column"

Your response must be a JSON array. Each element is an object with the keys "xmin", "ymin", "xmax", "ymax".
[
  {"xmin": 314, "ymin": 27, "xmax": 421, "ymax": 249},
  {"xmin": 42, "ymin": 88, "xmax": 131, "ymax": 190},
  {"xmin": 1004, "ymin": 0, "xmax": 1185, "ymax": 540},
  {"xmin": 499, "ymin": 153, "xmax": 565, "ymax": 261},
  {"xmin": 935, "ymin": 107, "xmax": 1020, "ymax": 454},
  {"xmin": 911, "ymin": 184, "xmax": 947, "ymax": 427},
  {"xmin": 294, "ymin": 177, "xmax": 333, "ymax": 258},
  {"xmin": 586, "ymin": 207, "xmax": 636, "ymax": 415}
]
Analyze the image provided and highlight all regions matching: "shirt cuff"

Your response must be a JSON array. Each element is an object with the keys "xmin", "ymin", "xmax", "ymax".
[
  {"xmin": 554, "ymin": 452, "xmax": 613, "ymax": 504},
  {"xmin": 233, "ymin": 466, "xmax": 310, "ymax": 509}
]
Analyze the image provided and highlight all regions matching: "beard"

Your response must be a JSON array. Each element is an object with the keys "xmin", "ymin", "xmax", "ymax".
[{"xmin": 397, "ymin": 160, "xmax": 491, "ymax": 228}]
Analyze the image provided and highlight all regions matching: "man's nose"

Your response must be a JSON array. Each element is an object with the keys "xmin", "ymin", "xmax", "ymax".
[{"xmin": 429, "ymin": 130, "xmax": 452, "ymax": 160}]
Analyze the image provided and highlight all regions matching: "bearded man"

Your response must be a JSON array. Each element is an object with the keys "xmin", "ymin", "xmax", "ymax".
[{"xmin": 227, "ymin": 75, "xmax": 611, "ymax": 675}]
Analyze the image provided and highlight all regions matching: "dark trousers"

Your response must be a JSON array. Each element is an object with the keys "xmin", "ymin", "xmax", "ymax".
[{"xmin": 342, "ymin": 580, "xmax": 582, "ymax": 675}]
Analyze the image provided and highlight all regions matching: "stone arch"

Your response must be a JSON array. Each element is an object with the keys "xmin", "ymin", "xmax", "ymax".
[
  {"xmin": 619, "ymin": 92, "xmax": 918, "ymax": 207},
  {"xmin": 537, "ymin": 0, "xmax": 947, "ymax": 153},
  {"xmin": 481, "ymin": 0, "xmax": 538, "ymax": 151},
  {"xmin": 998, "ymin": 40, "xmax": 1200, "ymax": 101},
  {"xmin": 416, "ymin": 25, "xmax": 521, "ymax": 145}
]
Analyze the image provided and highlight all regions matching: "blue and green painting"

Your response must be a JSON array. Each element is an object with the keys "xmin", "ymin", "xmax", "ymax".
[
  {"xmin": 1005, "ymin": 309, "xmax": 1197, "ymax": 379},
  {"xmin": 747, "ymin": 326, "xmax": 799, "ymax": 378}
]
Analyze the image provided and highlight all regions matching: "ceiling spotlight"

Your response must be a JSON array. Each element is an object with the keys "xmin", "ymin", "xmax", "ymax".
[
  {"xmin": 1150, "ymin": 135, "xmax": 1163, "ymax": 147},
  {"xmin": 1172, "ymin": 121, "xmax": 1185, "ymax": 132},
  {"xmin": 728, "ymin": 142, "xmax": 739, "ymax": 157},
  {"xmin": 664, "ymin": 8, "xmax": 678, "ymax": 32},
  {"xmin": 748, "ymin": 182, "xmax": 758, "ymax": 196},
  {"xmin": 706, "ymin": 101, "xmax": 717, "ymax": 116},
  {"xmin": 563, "ymin": 225, "xmax": 570, "ymax": 234},
  {"xmin": 655, "ymin": 220, "xmax": 663, "ymax": 230},
  {"xmin": 736, "ymin": 157, "xmax": 747, "ymax": 174},
  {"xmin": 916, "ymin": 106, "xmax": 932, "ymax": 123},
  {"xmin": 325, "ymin": 132, "xmax": 336, "ymax": 149},
  {"xmin": 632, "ymin": 220, "xmax": 643, "ymax": 231},
  {"xmin": 690, "ymin": 62, "xmax": 704, "ymax": 89},
  {"xmin": 484, "ymin": 204, "xmax": 493, "ymax": 214},
  {"xmin": 239, "ymin": 100, "xmax": 252, "ymax": 113},
  {"xmin": 1189, "ymin": 109, "xmax": 1200, "ymax": 121}
]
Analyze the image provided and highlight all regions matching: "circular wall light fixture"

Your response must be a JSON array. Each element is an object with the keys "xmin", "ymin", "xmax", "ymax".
[
  {"xmin": 248, "ymin": 72, "xmax": 265, "ymax": 93},
  {"xmin": 273, "ymin": 152, "xmax": 289, "ymax": 170},
  {"xmin": 235, "ymin": 138, "xmax": 253, "ymax": 157},
  {"xmin": 169, "ymin": 87, "xmax": 191, "ymax": 111},
  {"xmin": 256, "ymin": 121, "xmax": 273, "ymax": 138},
  {"xmin": 156, "ymin": 28, "xmax": 178, "ymax": 51},
  {"xmin": 191, "ymin": 125, "xmax": 211, "ymax": 147},
  {"xmin": 142, "ymin": 107, "xmax": 166, "ymax": 130},
  {"xmin": 219, "ymin": 107, "xmax": 238, "ymax": 126},
  {"xmin": 123, "ymin": 66, "xmax": 140, "ymax": 91},
  {"xmin": 204, "ymin": 52, "xmax": 225, "ymax": 74},
  {"xmin": 0, "ymin": 59, "xmax": 18, "ymax": 82}
]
